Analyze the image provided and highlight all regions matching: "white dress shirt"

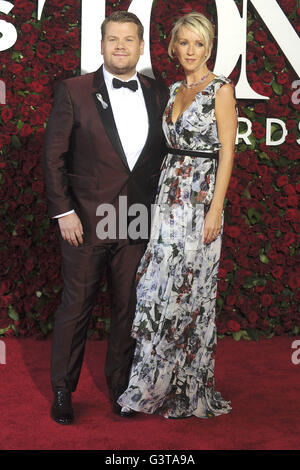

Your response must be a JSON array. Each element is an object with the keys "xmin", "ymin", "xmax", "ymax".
[{"xmin": 54, "ymin": 65, "xmax": 149, "ymax": 219}]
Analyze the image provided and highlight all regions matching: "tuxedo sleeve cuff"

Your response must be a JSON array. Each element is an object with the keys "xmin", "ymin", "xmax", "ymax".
[{"xmin": 53, "ymin": 210, "xmax": 75, "ymax": 219}]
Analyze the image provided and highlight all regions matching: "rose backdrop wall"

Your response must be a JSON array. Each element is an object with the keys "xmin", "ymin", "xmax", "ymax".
[{"xmin": 0, "ymin": 0, "xmax": 299, "ymax": 340}]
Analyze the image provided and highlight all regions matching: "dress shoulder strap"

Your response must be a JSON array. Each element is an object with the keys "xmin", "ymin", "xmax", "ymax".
[
  {"xmin": 169, "ymin": 81, "xmax": 182, "ymax": 97},
  {"xmin": 213, "ymin": 75, "xmax": 234, "ymax": 93}
]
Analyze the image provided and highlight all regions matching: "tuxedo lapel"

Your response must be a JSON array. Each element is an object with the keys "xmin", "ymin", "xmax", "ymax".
[
  {"xmin": 92, "ymin": 67, "xmax": 130, "ymax": 172},
  {"xmin": 131, "ymin": 74, "xmax": 157, "ymax": 172}
]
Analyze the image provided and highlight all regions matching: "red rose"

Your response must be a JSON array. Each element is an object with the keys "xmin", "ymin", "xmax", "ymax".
[
  {"xmin": 276, "ymin": 175, "xmax": 289, "ymax": 187},
  {"xmin": 287, "ymin": 195, "xmax": 298, "ymax": 206},
  {"xmin": 254, "ymin": 30, "xmax": 267, "ymax": 42},
  {"xmin": 285, "ymin": 133, "xmax": 297, "ymax": 144},
  {"xmin": 284, "ymin": 232, "xmax": 296, "ymax": 245},
  {"xmin": 271, "ymin": 266, "xmax": 283, "ymax": 279},
  {"xmin": 222, "ymin": 259, "xmax": 235, "ymax": 272},
  {"xmin": 20, "ymin": 123, "xmax": 33, "ymax": 137},
  {"xmin": 280, "ymin": 95, "xmax": 289, "ymax": 105},
  {"xmin": 237, "ymin": 152, "xmax": 250, "ymax": 168},
  {"xmin": 269, "ymin": 307, "xmax": 280, "ymax": 318},
  {"xmin": 275, "ymin": 196, "xmax": 288, "ymax": 208},
  {"xmin": 264, "ymin": 43, "xmax": 278, "ymax": 56},
  {"xmin": 283, "ymin": 184, "xmax": 296, "ymax": 196},
  {"xmin": 227, "ymin": 191, "xmax": 240, "ymax": 205},
  {"xmin": 262, "ymin": 294, "xmax": 272, "ymax": 307},
  {"xmin": 226, "ymin": 294, "xmax": 237, "ymax": 306},
  {"xmin": 285, "ymin": 209, "xmax": 298, "ymax": 222},
  {"xmin": 277, "ymin": 72, "xmax": 290, "ymax": 85},
  {"xmin": 231, "ymin": 205, "xmax": 241, "ymax": 217},
  {"xmin": 226, "ymin": 225, "xmax": 241, "ymax": 238},
  {"xmin": 31, "ymin": 81, "xmax": 45, "ymax": 93},
  {"xmin": 252, "ymin": 81, "xmax": 266, "ymax": 96},
  {"xmin": 25, "ymin": 258, "xmax": 35, "ymax": 272},
  {"xmin": 285, "ymin": 120, "xmax": 296, "ymax": 130},
  {"xmin": 269, "ymin": 217, "xmax": 281, "ymax": 231},
  {"xmin": 261, "ymin": 71, "xmax": 273, "ymax": 83},
  {"xmin": 1, "ymin": 107, "xmax": 13, "ymax": 123},
  {"xmin": 248, "ymin": 311, "xmax": 258, "ymax": 324},
  {"xmin": 32, "ymin": 181, "xmax": 44, "ymax": 194},
  {"xmin": 62, "ymin": 51, "xmax": 80, "ymax": 71},
  {"xmin": 217, "ymin": 278, "xmax": 227, "ymax": 292},
  {"xmin": 36, "ymin": 41, "xmax": 51, "ymax": 59},
  {"xmin": 8, "ymin": 63, "xmax": 23, "ymax": 74},
  {"xmin": 29, "ymin": 110, "xmax": 47, "ymax": 126},
  {"xmin": 227, "ymin": 320, "xmax": 240, "ymax": 332},
  {"xmin": 254, "ymin": 103, "xmax": 266, "ymax": 114}
]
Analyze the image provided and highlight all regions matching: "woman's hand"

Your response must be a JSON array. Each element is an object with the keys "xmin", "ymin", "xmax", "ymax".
[{"xmin": 202, "ymin": 207, "xmax": 223, "ymax": 244}]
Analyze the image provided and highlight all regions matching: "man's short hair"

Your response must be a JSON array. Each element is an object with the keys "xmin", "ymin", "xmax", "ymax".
[{"xmin": 101, "ymin": 11, "xmax": 144, "ymax": 41}]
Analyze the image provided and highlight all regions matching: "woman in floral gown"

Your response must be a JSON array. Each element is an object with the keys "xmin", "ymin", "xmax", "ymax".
[{"xmin": 118, "ymin": 12, "xmax": 238, "ymax": 419}]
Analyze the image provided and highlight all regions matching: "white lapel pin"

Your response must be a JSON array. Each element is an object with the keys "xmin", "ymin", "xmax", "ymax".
[{"xmin": 96, "ymin": 93, "xmax": 108, "ymax": 109}]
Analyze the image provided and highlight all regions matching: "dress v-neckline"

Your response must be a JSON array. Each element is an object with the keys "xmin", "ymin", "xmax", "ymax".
[{"xmin": 170, "ymin": 77, "xmax": 218, "ymax": 126}]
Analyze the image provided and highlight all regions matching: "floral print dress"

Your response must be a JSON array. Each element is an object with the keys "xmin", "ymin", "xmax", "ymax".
[{"xmin": 117, "ymin": 75, "xmax": 233, "ymax": 419}]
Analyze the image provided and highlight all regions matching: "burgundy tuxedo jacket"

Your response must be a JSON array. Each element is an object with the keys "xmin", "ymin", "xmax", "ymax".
[{"xmin": 42, "ymin": 66, "xmax": 169, "ymax": 244}]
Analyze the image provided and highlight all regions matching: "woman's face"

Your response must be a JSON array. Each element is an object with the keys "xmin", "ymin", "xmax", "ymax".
[{"xmin": 173, "ymin": 26, "xmax": 208, "ymax": 74}]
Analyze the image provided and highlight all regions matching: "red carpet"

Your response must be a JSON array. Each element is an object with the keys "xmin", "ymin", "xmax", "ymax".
[{"xmin": 0, "ymin": 335, "xmax": 299, "ymax": 450}]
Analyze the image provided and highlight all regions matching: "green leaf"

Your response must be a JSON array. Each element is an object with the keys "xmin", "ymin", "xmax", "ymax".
[
  {"xmin": 11, "ymin": 51, "xmax": 23, "ymax": 61},
  {"xmin": 248, "ymin": 207, "xmax": 261, "ymax": 224},
  {"xmin": 232, "ymin": 331, "xmax": 242, "ymax": 341},
  {"xmin": 0, "ymin": 325, "xmax": 12, "ymax": 335},
  {"xmin": 243, "ymin": 188, "xmax": 251, "ymax": 200},
  {"xmin": 39, "ymin": 322, "xmax": 48, "ymax": 336},
  {"xmin": 241, "ymin": 330, "xmax": 251, "ymax": 341},
  {"xmin": 264, "ymin": 58, "xmax": 273, "ymax": 72},
  {"xmin": 11, "ymin": 323, "xmax": 19, "ymax": 336},
  {"xmin": 258, "ymin": 152, "xmax": 269, "ymax": 160},
  {"xmin": 8, "ymin": 305, "xmax": 19, "ymax": 322},
  {"xmin": 259, "ymin": 253, "xmax": 269, "ymax": 264},
  {"xmin": 87, "ymin": 328, "xmax": 95, "ymax": 338},
  {"xmin": 243, "ymin": 107, "xmax": 256, "ymax": 120},
  {"xmin": 243, "ymin": 277, "xmax": 254, "ymax": 289},
  {"xmin": 53, "ymin": 285, "xmax": 63, "ymax": 294},
  {"xmin": 272, "ymin": 81, "xmax": 283, "ymax": 96},
  {"xmin": 246, "ymin": 328, "xmax": 260, "ymax": 341},
  {"xmin": 292, "ymin": 325, "xmax": 299, "ymax": 335},
  {"xmin": 275, "ymin": 156, "xmax": 289, "ymax": 168},
  {"xmin": 11, "ymin": 135, "xmax": 21, "ymax": 149}
]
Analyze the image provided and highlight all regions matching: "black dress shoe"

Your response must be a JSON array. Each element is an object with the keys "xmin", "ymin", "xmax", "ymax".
[{"xmin": 51, "ymin": 390, "xmax": 74, "ymax": 425}]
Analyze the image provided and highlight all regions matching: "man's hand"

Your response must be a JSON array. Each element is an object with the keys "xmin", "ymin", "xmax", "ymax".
[{"xmin": 58, "ymin": 213, "xmax": 84, "ymax": 247}]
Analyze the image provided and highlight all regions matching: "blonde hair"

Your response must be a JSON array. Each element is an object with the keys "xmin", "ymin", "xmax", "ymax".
[{"xmin": 168, "ymin": 12, "xmax": 214, "ymax": 62}]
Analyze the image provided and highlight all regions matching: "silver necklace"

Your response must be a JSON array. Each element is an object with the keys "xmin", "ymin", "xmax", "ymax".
[{"xmin": 183, "ymin": 71, "xmax": 211, "ymax": 89}]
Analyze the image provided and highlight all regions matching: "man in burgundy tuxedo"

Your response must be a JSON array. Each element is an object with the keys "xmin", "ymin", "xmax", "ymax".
[{"xmin": 43, "ymin": 11, "xmax": 168, "ymax": 424}]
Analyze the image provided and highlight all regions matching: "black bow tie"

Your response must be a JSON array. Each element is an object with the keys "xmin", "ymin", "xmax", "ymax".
[{"xmin": 112, "ymin": 78, "xmax": 138, "ymax": 92}]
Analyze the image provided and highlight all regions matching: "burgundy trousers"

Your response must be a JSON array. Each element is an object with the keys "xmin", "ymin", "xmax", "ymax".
[{"xmin": 50, "ymin": 235, "xmax": 145, "ymax": 398}]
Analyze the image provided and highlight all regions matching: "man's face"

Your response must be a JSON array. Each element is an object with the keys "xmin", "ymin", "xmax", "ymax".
[{"xmin": 101, "ymin": 21, "xmax": 144, "ymax": 79}]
